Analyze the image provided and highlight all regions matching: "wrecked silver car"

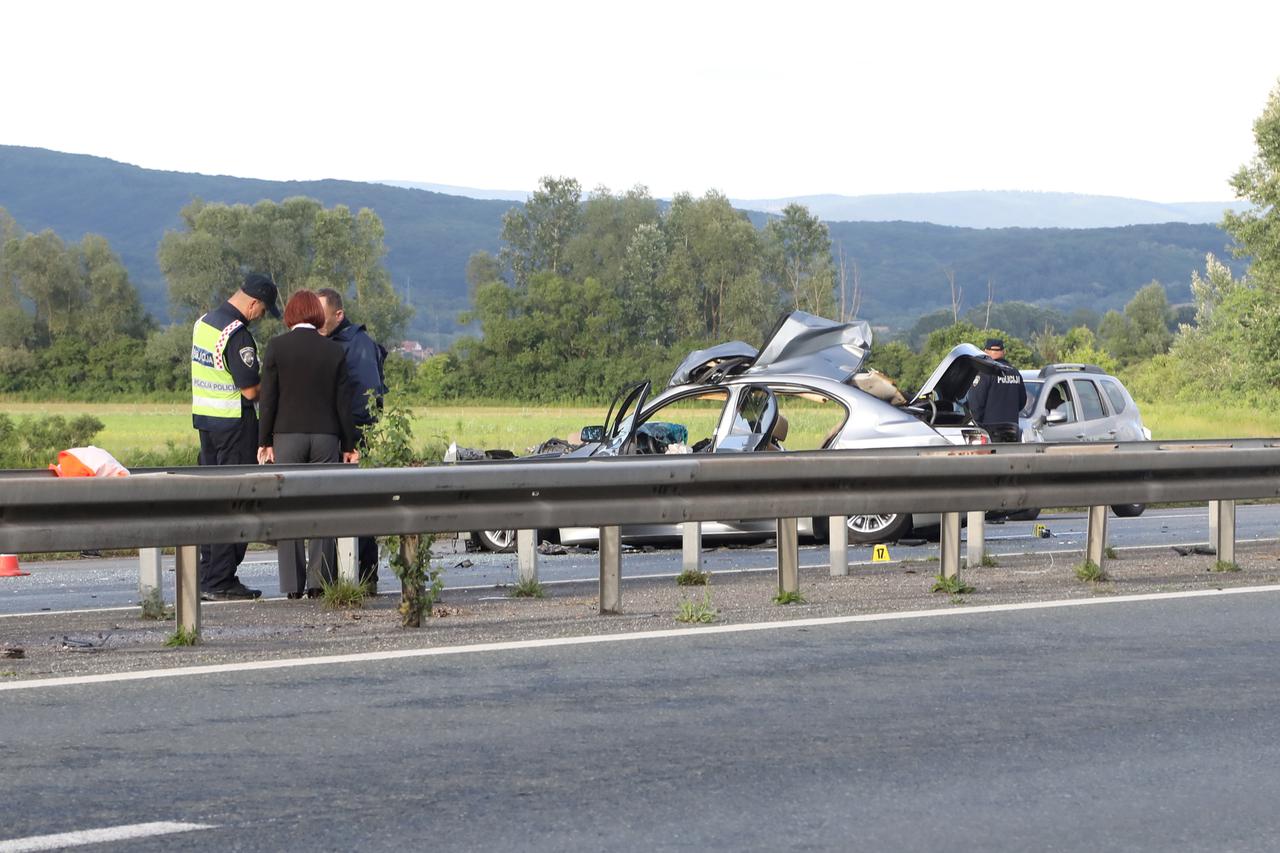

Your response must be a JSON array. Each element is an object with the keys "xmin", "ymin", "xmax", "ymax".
[{"xmin": 469, "ymin": 311, "xmax": 1015, "ymax": 550}]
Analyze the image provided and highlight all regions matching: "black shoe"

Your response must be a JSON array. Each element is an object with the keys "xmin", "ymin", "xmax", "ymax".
[
  {"xmin": 200, "ymin": 584, "xmax": 262, "ymax": 601},
  {"xmin": 286, "ymin": 591, "xmax": 304, "ymax": 600},
  {"xmin": 305, "ymin": 588, "xmax": 323, "ymax": 599}
]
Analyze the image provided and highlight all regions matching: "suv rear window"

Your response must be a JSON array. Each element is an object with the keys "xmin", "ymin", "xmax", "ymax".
[
  {"xmin": 1100, "ymin": 379, "xmax": 1127, "ymax": 414},
  {"xmin": 1073, "ymin": 379, "xmax": 1107, "ymax": 421}
]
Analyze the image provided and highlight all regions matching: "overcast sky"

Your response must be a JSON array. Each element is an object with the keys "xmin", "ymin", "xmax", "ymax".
[{"xmin": 5, "ymin": 0, "xmax": 1278, "ymax": 203}]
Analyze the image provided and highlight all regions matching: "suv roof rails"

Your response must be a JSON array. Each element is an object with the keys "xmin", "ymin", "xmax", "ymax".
[{"xmin": 1039, "ymin": 363, "xmax": 1106, "ymax": 378}]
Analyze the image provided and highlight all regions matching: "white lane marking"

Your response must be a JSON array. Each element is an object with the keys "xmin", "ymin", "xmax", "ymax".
[
  {"xmin": 0, "ymin": 822, "xmax": 213, "ymax": 852},
  {"xmin": 0, "ymin": 596, "xmax": 288, "ymax": 620},
  {"xmin": 4, "ymin": 585, "xmax": 1280, "ymax": 692},
  {"xmin": 0, "ymin": 605, "xmax": 139, "ymax": 620}
]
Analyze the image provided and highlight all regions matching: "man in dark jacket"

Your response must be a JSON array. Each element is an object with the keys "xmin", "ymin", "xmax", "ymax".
[
  {"xmin": 968, "ymin": 337, "xmax": 1026, "ymax": 443},
  {"xmin": 317, "ymin": 288, "xmax": 388, "ymax": 591}
]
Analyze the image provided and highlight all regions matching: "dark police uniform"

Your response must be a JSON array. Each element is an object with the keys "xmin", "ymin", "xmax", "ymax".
[
  {"xmin": 968, "ymin": 364, "xmax": 1027, "ymax": 443},
  {"xmin": 328, "ymin": 315, "xmax": 387, "ymax": 587},
  {"xmin": 191, "ymin": 300, "xmax": 262, "ymax": 593}
]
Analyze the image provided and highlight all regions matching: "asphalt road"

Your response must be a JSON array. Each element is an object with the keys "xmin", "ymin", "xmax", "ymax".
[
  {"xmin": 2, "ymin": 505, "xmax": 1275, "ymax": 616},
  {"xmin": 4, "ymin": 588, "xmax": 1280, "ymax": 851}
]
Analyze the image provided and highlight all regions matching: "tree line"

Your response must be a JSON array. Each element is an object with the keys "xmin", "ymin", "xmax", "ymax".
[
  {"xmin": 0, "ymin": 197, "xmax": 411, "ymax": 397},
  {"xmin": 434, "ymin": 181, "xmax": 853, "ymax": 400},
  {"xmin": 412, "ymin": 181, "xmax": 1190, "ymax": 403}
]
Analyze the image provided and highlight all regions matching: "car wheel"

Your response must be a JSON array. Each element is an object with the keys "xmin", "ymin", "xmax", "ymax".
[
  {"xmin": 1006, "ymin": 508, "xmax": 1041, "ymax": 521},
  {"xmin": 474, "ymin": 529, "xmax": 516, "ymax": 553},
  {"xmin": 1111, "ymin": 503, "xmax": 1145, "ymax": 518},
  {"xmin": 846, "ymin": 513, "xmax": 913, "ymax": 545}
]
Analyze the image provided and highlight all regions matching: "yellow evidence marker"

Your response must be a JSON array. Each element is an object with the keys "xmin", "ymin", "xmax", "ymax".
[
  {"xmin": 872, "ymin": 543, "xmax": 892, "ymax": 563},
  {"xmin": 1034, "ymin": 523, "xmax": 1047, "ymax": 538}
]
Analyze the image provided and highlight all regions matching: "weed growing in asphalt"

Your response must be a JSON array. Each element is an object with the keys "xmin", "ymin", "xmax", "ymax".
[
  {"xmin": 1075, "ymin": 560, "xmax": 1108, "ymax": 583},
  {"xmin": 931, "ymin": 574, "xmax": 974, "ymax": 595},
  {"xmin": 675, "ymin": 568, "xmax": 710, "ymax": 586},
  {"xmin": 321, "ymin": 578, "xmax": 368, "ymax": 609},
  {"xmin": 510, "ymin": 576, "xmax": 546, "ymax": 598},
  {"xmin": 980, "ymin": 554, "xmax": 1000, "ymax": 567},
  {"xmin": 1212, "ymin": 560, "xmax": 1242, "ymax": 573},
  {"xmin": 1105, "ymin": 546, "xmax": 1119, "ymax": 560},
  {"xmin": 360, "ymin": 395, "xmax": 445, "ymax": 627},
  {"xmin": 164, "ymin": 626, "xmax": 199, "ymax": 647},
  {"xmin": 773, "ymin": 590, "xmax": 807, "ymax": 605},
  {"xmin": 139, "ymin": 589, "xmax": 171, "ymax": 620},
  {"xmin": 676, "ymin": 590, "xmax": 717, "ymax": 623}
]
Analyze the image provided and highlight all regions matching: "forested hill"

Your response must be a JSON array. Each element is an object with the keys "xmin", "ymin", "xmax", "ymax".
[
  {"xmin": 0, "ymin": 145, "xmax": 509, "ymax": 341},
  {"xmin": 827, "ymin": 219, "xmax": 1241, "ymax": 325},
  {"xmin": 0, "ymin": 145, "xmax": 1244, "ymax": 337}
]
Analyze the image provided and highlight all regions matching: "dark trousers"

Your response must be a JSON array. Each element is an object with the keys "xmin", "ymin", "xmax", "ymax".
[
  {"xmin": 354, "ymin": 423, "xmax": 378, "ymax": 585},
  {"xmin": 197, "ymin": 416, "xmax": 258, "ymax": 592},
  {"xmin": 273, "ymin": 433, "xmax": 341, "ymax": 594},
  {"xmin": 986, "ymin": 423, "xmax": 1022, "ymax": 443}
]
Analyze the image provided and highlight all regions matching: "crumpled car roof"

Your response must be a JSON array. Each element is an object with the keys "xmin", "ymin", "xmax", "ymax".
[{"xmin": 668, "ymin": 311, "xmax": 872, "ymax": 387}]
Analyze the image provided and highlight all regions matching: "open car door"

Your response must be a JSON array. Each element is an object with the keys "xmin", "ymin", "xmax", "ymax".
[
  {"xmin": 595, "ymin": 380, "xmax": 652, "ymax": 457},
  {"xmin": 714, "ymin": 385, "xmax": 779, "ymax": 452}
]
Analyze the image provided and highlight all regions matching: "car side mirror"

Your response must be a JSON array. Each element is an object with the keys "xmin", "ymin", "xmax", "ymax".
[
  {"xmin": 578, "ymin": 425, "xmax": 605, "ymax": 443},
  {"xmin": 1045, "ymin": 410, "xmax": 1067, "ymax": 425}
]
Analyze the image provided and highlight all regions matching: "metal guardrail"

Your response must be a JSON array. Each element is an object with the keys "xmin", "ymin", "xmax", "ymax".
[
  {"xmin": 1, "ymin": 439, "xmax": 1277, "ymax": 628},
  {"xmin": 2, "ymin": 440, "xmax": 1278, "ymax": 551}
]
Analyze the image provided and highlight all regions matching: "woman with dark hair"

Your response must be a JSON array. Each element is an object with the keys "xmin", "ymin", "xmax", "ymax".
[{"xmin": 257, "ymin": 288, "xmax": 359, "ymax": 598}]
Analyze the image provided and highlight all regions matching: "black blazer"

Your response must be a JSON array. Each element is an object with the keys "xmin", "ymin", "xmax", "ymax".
[{"xmin": 258, "ymin": 327, "xmax": 357, "ymax": 452}]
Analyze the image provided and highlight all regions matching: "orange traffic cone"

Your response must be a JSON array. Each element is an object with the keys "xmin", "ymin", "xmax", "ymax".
[{"xmin": 0, "ymin": 554, "xmax": 29, "ymax": 577}]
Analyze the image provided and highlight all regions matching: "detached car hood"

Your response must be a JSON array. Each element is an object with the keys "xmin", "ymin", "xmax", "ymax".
[{"xmin": 911, "ymin": 344, "xmax": 1021, "ymax": 404}]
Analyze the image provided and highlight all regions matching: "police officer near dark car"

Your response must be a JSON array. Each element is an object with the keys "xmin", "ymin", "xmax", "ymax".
[
  {"xmin": 191, "ymin": 272, "xmax": 281, "ymax": 600},
  {"xmin": 317, "ymin": 287, "xmax": 388, "ymax": 592},
  {"xmin": 968, "ymin": 337, "xmax": 1026, "ymax": 443}
]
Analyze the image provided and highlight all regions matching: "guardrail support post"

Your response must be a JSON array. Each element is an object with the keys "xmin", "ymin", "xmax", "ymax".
[
  {"xmin": 1214, "ymin": 499, "xmax": 1236, "ymax": 565},
  {"xmin": 174, "ymin": 544, "xmax": 200, "ymax": 637},
  {"xmin": 517, "ymin": 529, "xmax": 538, "ymax": 585},
  {"xmin": 1209, "ymin": 500, "xmax": 1219, "ymax": 545},
  {"xmin": 599, "ymin": 525, "xmax": 621, "ymax": 614},
  {"xmin": 337, "ymin": 537, "xmax": 357, "ymax": 584},
  {"xmin": 777, "ymin": 518, "xmax": 799, "ymax": 594},
  {"xmin": 829, "ymin": 516, "xmax": 848, "ymax": 577},
  {"xmin": 966, "ymin": 511, "xmax": 985, "ymax": 568},
  {"xmin": 138, "ymin": 547, "xmax": 163, "ymax": 609},
  {"xmin": 940, "ymin": 512, "xmax": 962, "ymax": 580},
  {"xmin": 682, "ymin": 522, "xmax": 702, "ymax": 574},
  {"xmin": 1086, "ymin": 505, "xmax": 1108, "ymax": 568}
]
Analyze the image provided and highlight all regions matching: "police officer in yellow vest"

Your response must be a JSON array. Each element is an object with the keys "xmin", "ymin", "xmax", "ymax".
[{"xmin": 191, "ymin": 273, "xmax": 281, "ymax": 600}]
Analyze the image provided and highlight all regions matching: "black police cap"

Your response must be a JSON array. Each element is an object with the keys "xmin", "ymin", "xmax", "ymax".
[{"xmin": 241, "ymin": 273, "xmax": 281, "ymax": 319}]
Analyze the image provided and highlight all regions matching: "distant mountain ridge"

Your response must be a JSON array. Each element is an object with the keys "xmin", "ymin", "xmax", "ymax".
[
  {"xmin": 380, "ymin": 180, "xmax": 1245, "ymax": 229},
  {"xmin": 0, "ymin": 146, "xmax": 1248, "ymax": 341},
  {"xmin": 381, "ymin": 180, "xmax": 529, "ymax": 202},
  {"xmin": 730, "ymin": 190, "xmax": 1248, "ymax": 229}
]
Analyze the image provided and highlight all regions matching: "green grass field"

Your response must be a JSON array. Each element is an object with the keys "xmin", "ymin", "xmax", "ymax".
[{"xmin": 3, "ymin": 397, "xmax": 1278, "ymax": 466}]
